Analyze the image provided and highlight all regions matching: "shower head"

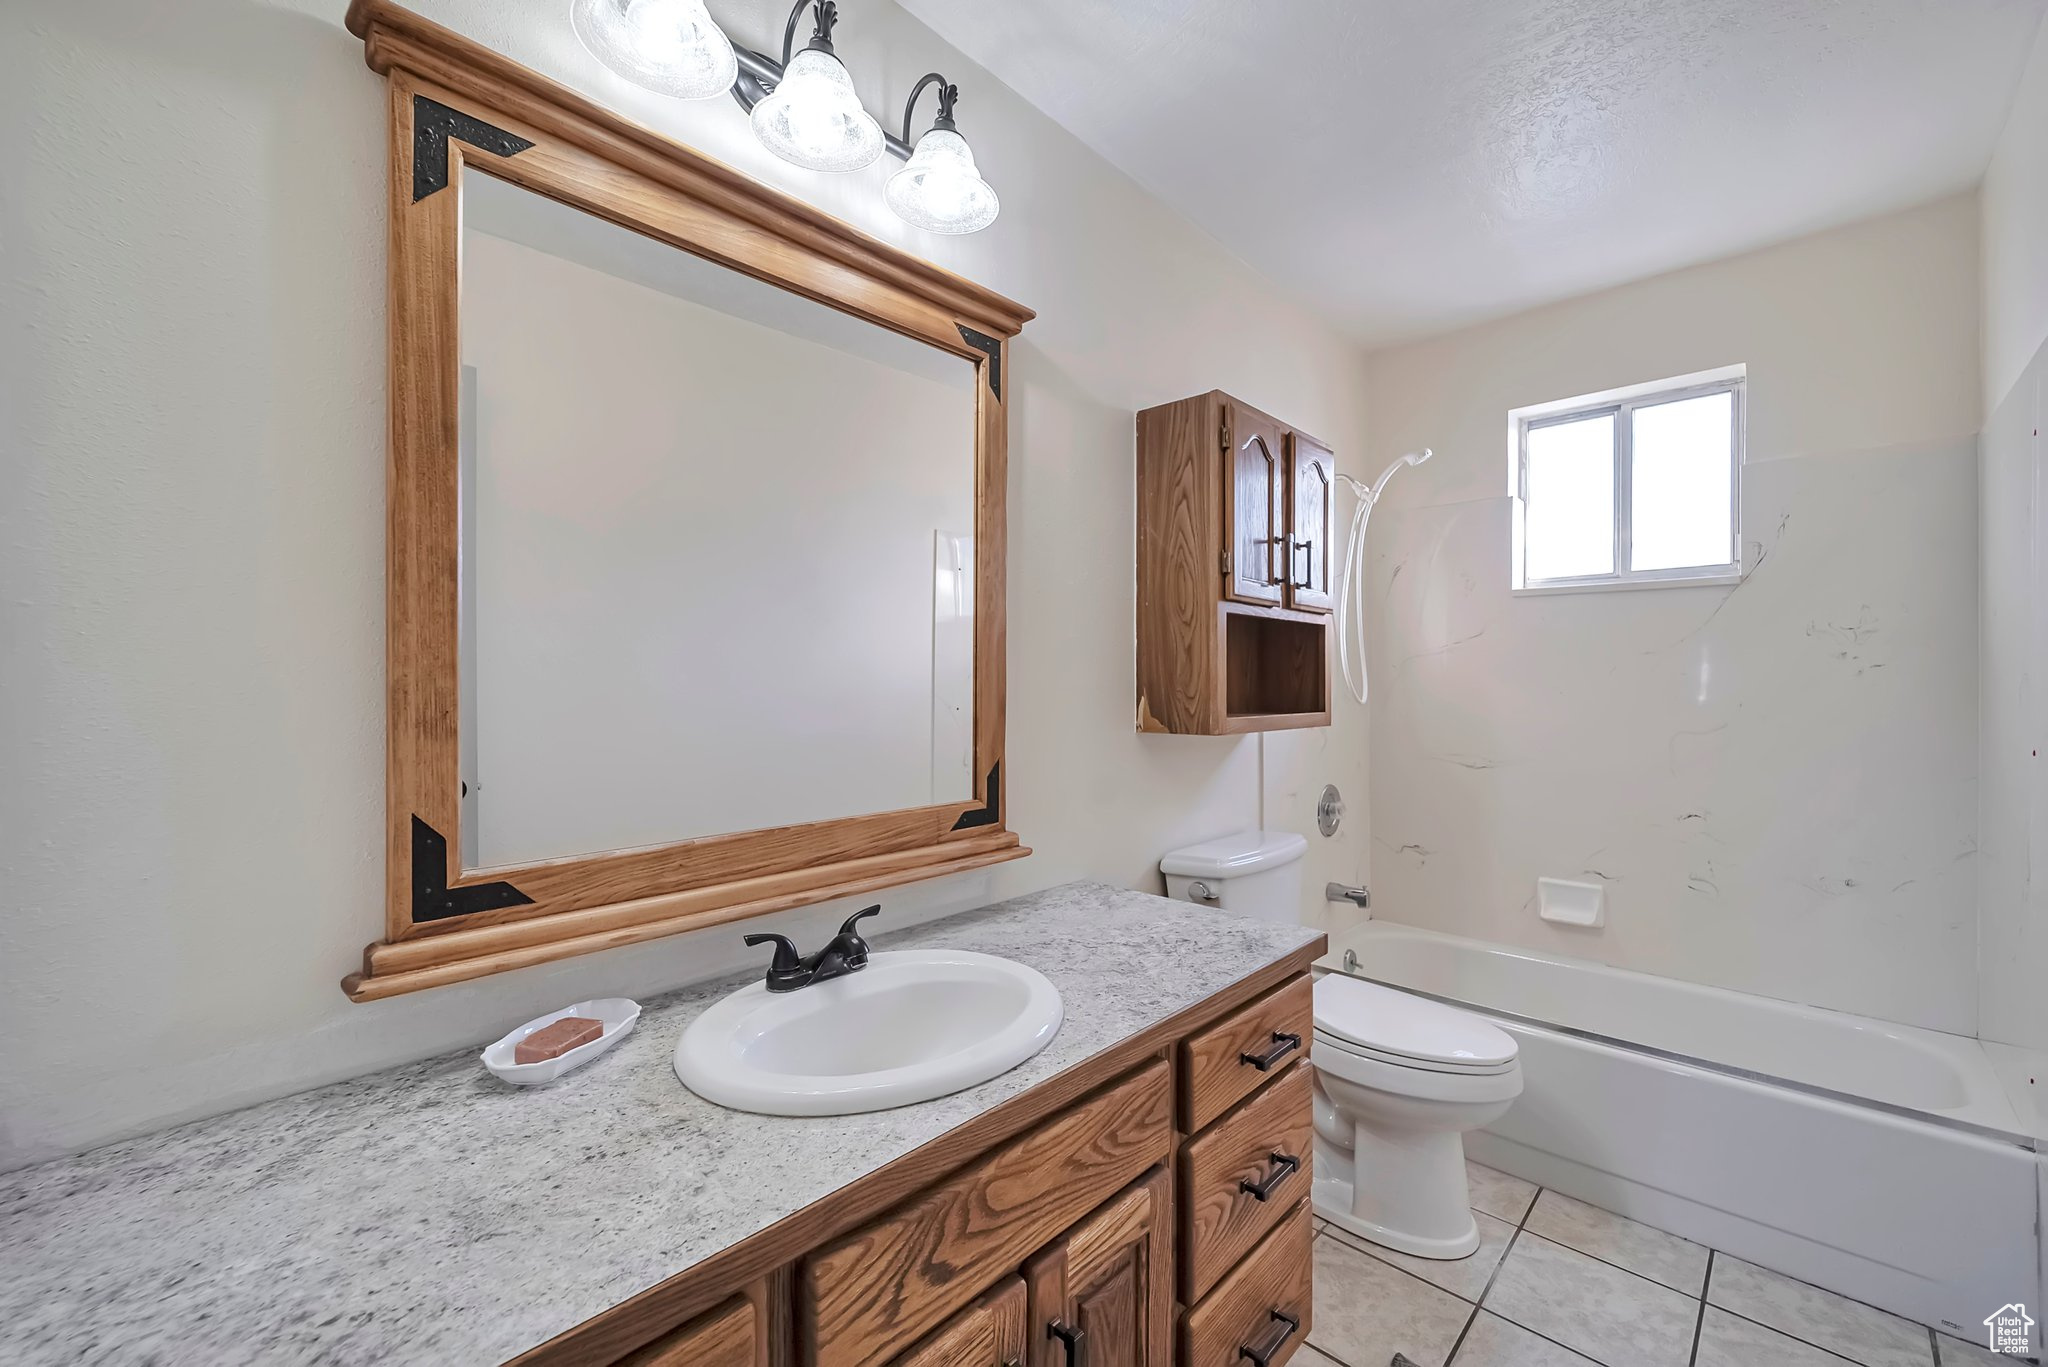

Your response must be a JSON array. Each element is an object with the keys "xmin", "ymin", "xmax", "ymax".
[{"xmin": 1362, "ymin": 448, "xmax": 1433, "ymax": 504}]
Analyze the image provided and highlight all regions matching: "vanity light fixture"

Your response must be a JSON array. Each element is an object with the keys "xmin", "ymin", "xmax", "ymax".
[
  {"xmin": 747, "ymin": 2, "xmax": 883, "ymax": 172},
  {"xmin": 571, "ymin": 0, "xmax": 1002, "ymax": 231},
  {"xmin": 887, "ymin": 75, "xmax": 999, "ymax": 234},
  {"xmin": 572, "ymin": 0, "xmax": 739, "ymax": 101}
]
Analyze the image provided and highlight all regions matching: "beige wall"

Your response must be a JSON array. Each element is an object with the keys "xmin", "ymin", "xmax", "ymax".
[
  {"xmin": 1361, "ymin": 196, "xmax": 1983, "ymax": 1032},
  {"xmin": 0, "ymin": 0, "xmax": 1370, "ymax": 1168}
]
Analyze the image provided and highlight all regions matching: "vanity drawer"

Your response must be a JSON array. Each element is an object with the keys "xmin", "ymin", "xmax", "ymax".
[
  {"xmin": 1178, "ymin": 1061, "xmax": 1314, "ymax": 1302},
  {"xmin": 613, "ymin": 1296, "xmax": 758, "ymax": 1367},
  {"xmin": 890, "ymin": 1276, "xmax": 1026, "ymax": 1367},
  {"xmin": 1179, "ymin": 976, "xmax": 1311, "ymax": 1132},
  {"xmin": 801, "ymin": 1060, "xmax": 1173, "ymax": 1367},
  {"xmin": 1180, "ymin": 1200, "xmax": 1314, "ymax": 1367}
]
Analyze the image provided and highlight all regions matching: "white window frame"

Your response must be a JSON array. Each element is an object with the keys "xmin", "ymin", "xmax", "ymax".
[{"xmin": 1509, "ymin": 365, "xmax": 1746, "ymax": 594}]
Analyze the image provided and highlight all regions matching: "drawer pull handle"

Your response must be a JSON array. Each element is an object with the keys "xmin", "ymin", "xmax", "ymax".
[
  {"xmin": 1239, "ymin": 1031, "xmax": 1301, "ymax": 1072},
  {"xmin": 1239, "ymin": 1151, "xmax": 1301, "ymax": 1202},
  {"xmin": 1048, "ymin": 1319, "xmax": 1085, "ymax": 1367},
  {"xmin": 1237, "ymin": 1308, "xmax": 1300, "ymax": 1367}
]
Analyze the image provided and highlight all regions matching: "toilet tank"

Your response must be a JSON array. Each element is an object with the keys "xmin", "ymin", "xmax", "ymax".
[{"xmin": 1159, "ymin": 830, "xmax": 1308, "ymax": 925}]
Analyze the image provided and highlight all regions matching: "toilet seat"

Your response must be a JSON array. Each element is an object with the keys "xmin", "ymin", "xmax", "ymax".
[{"xmin": 1312, "ymin": 973, "xmax": 1518, "ymax": 1074}]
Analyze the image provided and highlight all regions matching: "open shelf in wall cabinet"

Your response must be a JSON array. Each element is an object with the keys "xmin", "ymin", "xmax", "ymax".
[{"xmin": 1137, "ymin": 391, "xmax": 1334, "ymax": 735}]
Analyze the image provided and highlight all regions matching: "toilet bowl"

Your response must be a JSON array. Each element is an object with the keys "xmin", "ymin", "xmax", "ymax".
[
  {"xmin": 1309, "ymin": 974, "xmax": 1522, "ymax": 1258},
  {"xmin": 1157, "ymin": 830, "xmax": 1522, "ymax": 1260}
]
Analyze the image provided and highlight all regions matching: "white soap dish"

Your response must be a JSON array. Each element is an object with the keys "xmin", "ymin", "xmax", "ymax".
[
  {"xmin": 1537, "ymin": 877, "xmax": 1605, "ymax": 929},
  {"xmin": 481, "ymin": 998, "xmax": 641, "ymax": 1086}
]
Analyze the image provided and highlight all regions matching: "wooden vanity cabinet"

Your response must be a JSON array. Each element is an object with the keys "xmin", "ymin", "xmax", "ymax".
[
  {"xmin": 1137, "ymin": 392, "xmax": 1334, "ymax": 735},
  {"xmin": 514, "ymin": 953, "xmax": 1320, "ymax": 1367}
]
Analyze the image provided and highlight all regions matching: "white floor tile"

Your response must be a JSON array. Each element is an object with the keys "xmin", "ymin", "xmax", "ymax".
[
  {"xmin": 1450, "ymin": 1310, "xmax": 1601, "ymax": 1366},
  {"xmin": 1707, "ymin": 1255, "xmax": 1932, "ymax": 1367},
  {"xmin": 1311, "ymin": 1233, "xmax": 1473, "ymax": 1367},
  {"xmin": 1695, "ymin": 1305, "xmax": 1862, "ymax": 1367},
  {"xmin": 1938, "ymin": 1329, "xmax": 2033, "ymax": 1365},
  {"xmin": 1292, "ymin": 1345, "xmax": 1348, "ymax": 1367},
  {"xmin": 1323, "ymin": 1210, "xmax": 1517, "ymax": 1301},
  {"xmin": 1524, "ymin": 1189, "xmax": 1711, "ymax": 1295},
  {"xmin": 1482, "ymin": 1232, "xmax": 1698, "ymax": 1367},
  {"xmin": 1464, "ymin": 1161, "xmax": 1538, "ymax": 1224}
]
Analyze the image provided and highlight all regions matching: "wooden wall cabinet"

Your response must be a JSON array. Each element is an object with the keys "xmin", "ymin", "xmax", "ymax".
[
  {"xmin": 1137, "ymin": 393, "xmax": 1334, "ymax": 735},
  {"xmin": 513, "ymin": 961, "xmax": 1320, "ymax": 1367}
]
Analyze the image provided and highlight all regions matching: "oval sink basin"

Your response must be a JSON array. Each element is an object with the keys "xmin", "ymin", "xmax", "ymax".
[{"xmin": 673, "ymin": 950, "xmax": 1064, "ymax": 1116}]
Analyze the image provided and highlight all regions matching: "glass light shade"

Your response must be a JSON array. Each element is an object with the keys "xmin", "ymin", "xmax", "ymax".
[
  {"xmin": 572, "ymin": 0, "xmax": 737, "ymax": 101},
  {"xmin": 749, "ymin": 48, "xmax": 884, "ymax": 172},
  {"xmin": 886, "ymin": 128, "xmax": 999, "ymax": 233}
]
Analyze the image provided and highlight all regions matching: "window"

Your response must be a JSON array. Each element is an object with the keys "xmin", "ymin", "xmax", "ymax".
[{"xmin": 1510, "ymin": 367, "xmax": 1744, "ymax": 591}]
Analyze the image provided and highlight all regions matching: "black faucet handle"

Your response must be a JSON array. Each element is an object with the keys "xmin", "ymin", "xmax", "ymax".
[
  {"xmin": 832, "ymin": 905, "xmax": 881, "ymax": 966},
  {"xmin": 743, "ymin": 932, "xmax": 803, "ymax": 976}
]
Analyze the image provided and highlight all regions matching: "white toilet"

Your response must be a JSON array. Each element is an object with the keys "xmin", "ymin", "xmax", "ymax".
[{"xmin": 1160, "ymin": 830, "xmax": 1524, "ymax": 1261}]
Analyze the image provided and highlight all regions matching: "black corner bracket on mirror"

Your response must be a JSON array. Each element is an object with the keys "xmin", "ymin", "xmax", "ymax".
[
  {"xmin": 951, "ymin": 762, "xmax": 1002, "ymax": 831},
  {"xmin": 410, "ymin": 815, "xmax": 534, "ymax": 923},
  {"xmin": 957, "ymin": 324, "xmax": 1002, "ymax": 400},
  {"xmin": 412, "ymin": 94, "xmax": 534, "ymax": 201}
]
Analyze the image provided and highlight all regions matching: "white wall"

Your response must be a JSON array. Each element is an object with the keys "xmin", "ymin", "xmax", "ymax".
[
  {"xmin": 1979, "ymin": 11, "xmax": 2048, "ymax": 1054},
  {"xmin": 1362, "ymin": 195, "xmax": 1983, "ymax": 1034},
  {"xmin": 0, "ymin": 0, "xmax": 1371, "ymax": 1169}
]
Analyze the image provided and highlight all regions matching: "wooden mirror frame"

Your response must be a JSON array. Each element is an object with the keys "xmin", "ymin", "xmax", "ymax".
[{"xmin": 342, "ymin": 1, "xmax": 1033, "ymax": 1001}]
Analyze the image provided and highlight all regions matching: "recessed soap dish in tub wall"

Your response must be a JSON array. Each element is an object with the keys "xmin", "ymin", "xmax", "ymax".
[{"xmin": 1537, "ymin": 877, "xmax": 1604, "ymax": 928}]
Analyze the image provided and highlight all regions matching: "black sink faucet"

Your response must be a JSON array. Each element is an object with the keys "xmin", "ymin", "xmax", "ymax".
[{"xmin": 744, "ymin": 906, "xmax": 881, "ymax": 993}]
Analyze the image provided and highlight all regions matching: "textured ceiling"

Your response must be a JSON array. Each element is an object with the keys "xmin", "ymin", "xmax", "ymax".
[{"xmin": 899, "ymin": 0, "xmax": 2048, "ymax": 344}]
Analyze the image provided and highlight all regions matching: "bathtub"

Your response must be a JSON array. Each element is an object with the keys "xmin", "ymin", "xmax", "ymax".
[{"xmin": 1321, "ymin": 921, "xmax": 2042, "ymax": 1347}]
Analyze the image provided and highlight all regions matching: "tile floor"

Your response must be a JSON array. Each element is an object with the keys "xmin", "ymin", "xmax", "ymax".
[{"xmin": 1302, "ymin": 1161, "xmax": 2026, "ymax": 1367}]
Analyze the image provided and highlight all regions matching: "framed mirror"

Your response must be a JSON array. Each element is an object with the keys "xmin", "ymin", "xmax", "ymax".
[{"xmin": 344, "ymin": 1, "xmax": 1032, "ymax": 1000}]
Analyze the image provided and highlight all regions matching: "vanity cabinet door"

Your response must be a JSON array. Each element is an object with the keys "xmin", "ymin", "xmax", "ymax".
[
  {"xmin": 1285, "ymin": 433, "xmax": 1335, "ymax": 614},
  {"xmin": 1223, "ymin": 402, "xmax": 1287, "ymax": 607},
  {"xmin": 892, "ymin": 1277, "xmax": 1027, "ymax": 1367},
  {"xmin": 1024, "ymin": 1169, "xmax": 1171, "ymax": 1367}
]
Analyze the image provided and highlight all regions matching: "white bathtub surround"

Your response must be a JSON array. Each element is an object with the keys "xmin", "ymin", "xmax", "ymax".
[
  {"xmin": 1309, "ymin": 1158, "xmax": 1969, "ymax": 1367},
  {"xmin": 1367, "ymin": 437, "xmax": 1979, "ymax": 1033},
  {"xmin": 1323, "ymin": 923, "xmax": 2040, "ymax": 1349},
  {"xmin": 1361, "ymin": 194, "xmax": 1984, "ymax": 1036}
]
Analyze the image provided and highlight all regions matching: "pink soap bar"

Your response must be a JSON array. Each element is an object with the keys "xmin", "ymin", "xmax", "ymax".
[{"xmin": 515, "ymin": 1016, "xmax": 604, "ymax": 1064}]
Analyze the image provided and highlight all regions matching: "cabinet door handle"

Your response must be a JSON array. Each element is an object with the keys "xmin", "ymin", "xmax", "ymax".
[
  {"xmin": 1237, "ymin": 1308, "xmax": 1300, "ymax": 1367},
  {"xmin": 1291, "ymin": 537, "xmax": 1315, "ymax": 589},
  {"xmin": 1239, "ymin": 1151, "xmax": 1301, "ymax": 1202},
  {"xmin": 1239, "ymin": 1031, "xmax": 1300, "ymax": 1071},
  {"xmin": 1048, "ymin": 1319, "xmax": 1085, "ymax": 1367}
]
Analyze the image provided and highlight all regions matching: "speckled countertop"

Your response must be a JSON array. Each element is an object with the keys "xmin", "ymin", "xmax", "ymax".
[{"xmin": 0, "ymin": 881, "xmax": 1321, "ymax": 1366}]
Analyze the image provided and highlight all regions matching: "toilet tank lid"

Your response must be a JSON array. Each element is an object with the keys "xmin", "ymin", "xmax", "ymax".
[{"xmin": 1159, "ymin": 830, "xmax": 1308, "ymax": 879}]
